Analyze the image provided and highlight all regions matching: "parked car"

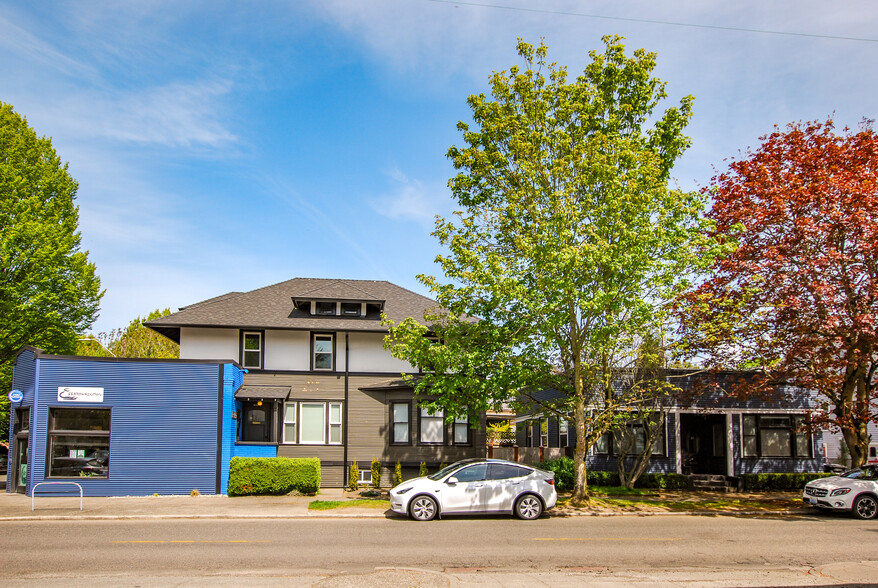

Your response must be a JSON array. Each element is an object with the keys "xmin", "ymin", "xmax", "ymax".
[
  {"xmin": 389, "ymin": 458, "xmax": 557, "ymax": 521},
  {"xmin": 803, "ymin": 465, "xmax": 878, "ymax": 519}
]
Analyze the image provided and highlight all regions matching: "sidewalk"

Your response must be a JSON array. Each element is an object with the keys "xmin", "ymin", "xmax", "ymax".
[
  {"xmin": 0, "ymin": 489, "xmax": 813, "ymax": 521},
  {"xmin": 0, "ymin": 488, "xmax": 391, "ymax": 521}
]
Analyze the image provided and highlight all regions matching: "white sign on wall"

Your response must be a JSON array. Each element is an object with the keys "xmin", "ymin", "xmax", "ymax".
[{"xmin": 57, "ymin": 387, "xmax": 104, "ymax": 402}]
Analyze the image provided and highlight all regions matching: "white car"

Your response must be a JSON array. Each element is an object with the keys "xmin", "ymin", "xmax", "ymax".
[
  {"xmin": 389, "ymin": 458, "xmax": 557, "ymax": 521},
  {"xmin": 803, "ymin": 465, "xmax": 878, "ymax": 519}
]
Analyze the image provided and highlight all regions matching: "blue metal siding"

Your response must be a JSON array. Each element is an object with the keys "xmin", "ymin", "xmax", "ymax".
[
  {"xmin": 7, "ymin": 349, "xmax": 37, "ymax": 492},
  {"xmin": 220, "ymin": 363, "xmax": 247, "ymax": 494},
  {"xmin": 232, "ymin": 445, "xmax": 277, "ymax": 459},
  {"xmin": 29, "ymin": 357, "xmax": 223, "ymax": 496}
]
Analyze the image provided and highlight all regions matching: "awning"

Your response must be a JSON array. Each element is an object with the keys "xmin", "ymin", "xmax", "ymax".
[
  {"xmin": 234, "ymin": 386, "xmax": 291, "ymax": 400},
  {"xmin": 358, "ymin": 378, "xmax": 417, "ymax": 392}
]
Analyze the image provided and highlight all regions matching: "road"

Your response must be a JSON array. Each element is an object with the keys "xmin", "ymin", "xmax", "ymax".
[{"xmin": 2, "ymin": 513, "xmax": 876, "ymax": 585}]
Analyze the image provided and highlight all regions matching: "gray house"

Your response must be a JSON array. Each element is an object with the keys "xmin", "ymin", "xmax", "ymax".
[
  {"xmin": 147, "ymin": 278, "xmax": 485, "ymax": 487},
  {"xmin": 515, "ymin": 369, "xmax": 825, "ymax": 482}
]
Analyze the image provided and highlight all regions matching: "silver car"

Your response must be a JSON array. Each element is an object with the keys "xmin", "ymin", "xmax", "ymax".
[
  {"xmin": 389, "ymin": 458, "xmax": 557, "ymax": 521},
  {"xmin": 803, "ymin": 465, "xmax": 878, "ymax": 519}
]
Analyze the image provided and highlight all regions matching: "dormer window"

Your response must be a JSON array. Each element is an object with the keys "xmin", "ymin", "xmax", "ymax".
[
  {"xmin": 341, "ymin": 302, "xmax": 362, "ymax": 317},
  {"xmin": 315, "ymin": 301, "xmax": 335, "ymax": 315}
]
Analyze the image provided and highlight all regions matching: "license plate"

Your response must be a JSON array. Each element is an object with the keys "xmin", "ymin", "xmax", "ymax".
[{"xmin": 809, "ymin": 497, "xmax": 817, "ymax": 505}]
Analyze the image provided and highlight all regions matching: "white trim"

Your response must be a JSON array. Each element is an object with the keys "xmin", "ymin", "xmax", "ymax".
[
  {"xmin": 299, "ymin": 402, "xmax": 327, "ymax": 444},
  {"xmin": 726, "ymin": 413, "xmax": 734, "ymax": 476},
  {"xmin": 674, "ymin": 410, "xmax": 683, "ymax": 475},
  {"xmin": 313, "ymin": 333, "xmax": 334, "ymax": 371},
  {"xmin": 328, "ymin": 402, "xmax": 343, "ymax": 445}
]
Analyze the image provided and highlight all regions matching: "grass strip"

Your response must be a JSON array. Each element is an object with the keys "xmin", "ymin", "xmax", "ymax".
[{"xmin": 309, "ymin": 499, "xmax": 390, "ymax": 511}]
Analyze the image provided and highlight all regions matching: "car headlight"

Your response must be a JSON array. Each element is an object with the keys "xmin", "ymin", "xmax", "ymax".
[
  {"xmin": 830, "ymin": 488, "xmax": 851, "ymax": 496},
  {"xmin": 395, "ymin": 487, "xmax": 413, "ymax": 495}
]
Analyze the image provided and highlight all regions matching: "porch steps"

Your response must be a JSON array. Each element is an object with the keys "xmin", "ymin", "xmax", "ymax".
[{"xmin": 688, "ymin": 474, "xmax": 736, "ymax": 492}]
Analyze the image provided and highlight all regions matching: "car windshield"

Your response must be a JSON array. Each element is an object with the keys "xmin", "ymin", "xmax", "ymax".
[
  {"xmin": 841, "ymin": 468, "xmax": 866, "ymax": 479},
  {"xmin": 427, "ymin": 461, "xmax": 475, "ymax": 481}
]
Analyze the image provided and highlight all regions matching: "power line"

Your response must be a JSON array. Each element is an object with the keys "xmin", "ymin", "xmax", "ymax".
[{"xmin": 424, "ymin": 0, "xmax": 878, "ymax": 44}]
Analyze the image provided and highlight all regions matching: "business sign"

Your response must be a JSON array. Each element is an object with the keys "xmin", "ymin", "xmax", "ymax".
[
  {"xmin": 57, "ymin": 387, "xmax": 104, "ymax": 403},
  {"xmin": 8, "ymin": 389, "xmax": 23, "ymax": 402}
]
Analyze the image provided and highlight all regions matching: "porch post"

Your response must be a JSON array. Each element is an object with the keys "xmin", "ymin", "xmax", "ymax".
[
  {"xmin": 674, "ymin": 410, "xmax": 682, "ymax": 475},
  {"xmin": 726, "ymin": 413, "xmax": 734, "ymax": 477}
]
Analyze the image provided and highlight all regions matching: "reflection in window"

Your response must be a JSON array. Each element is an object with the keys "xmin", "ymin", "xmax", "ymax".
[
  {"xmin": 313, "ymin": 334, "xmax": 333, "ymax": 370},
  {"xmin": 242, "ymin": 332, "xmax": 262, "ymax": 369},
  {"xmin": 48, "ymin": 408, "xmax": 110, "ymax": 478},
  {"xmin": 742, "ymin": 414, "xmax": 811, "ymax": 458},
  {"xmin": 453, "ymin": 415, "xmax": 470, "ymax": 445},
  {"xmin": 391, "ymin": 402, "xmax": 410, "ymax": 444}
]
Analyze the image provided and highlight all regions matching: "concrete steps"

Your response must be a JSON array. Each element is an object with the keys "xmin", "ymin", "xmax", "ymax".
[{"xmin": 688, "ymin": 474, "xmax": 736, "ymax": 492}]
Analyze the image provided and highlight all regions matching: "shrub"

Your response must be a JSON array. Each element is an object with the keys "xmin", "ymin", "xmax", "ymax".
[
  {"xmin": 419, "ymin": 461, "xmax": 428, "ymax": 477},
  {"xmin": 228, "ymin": 457, "xmax": 320, "ymax": 496},
  {"xmin": 539, "ymin": 458, "xmax": 688, "ymax": 491},
  {"xmin": 348, "ymin": 462, "xmax": 360, "ymax": 491},
  {"xmin": 394, "ymin": 461, "xmax": 403, "ymax": 486},
  {"xmin": 371, "ymin": 458, "xmax": 381, "ymax": 489},
  {"xmin": 739, "ymin": 473, "xmax": 833, "ymax": 491}
]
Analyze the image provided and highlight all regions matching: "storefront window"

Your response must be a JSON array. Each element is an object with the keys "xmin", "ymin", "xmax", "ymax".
[{"xmin": 48, "ymin": 408, "xmax": 110, "ymax": 478}]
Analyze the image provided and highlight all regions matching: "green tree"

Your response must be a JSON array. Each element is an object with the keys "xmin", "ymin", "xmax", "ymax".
[
  {"xmin": 77, "ymin": 309, "xmax": 179, "ymax": 359},
  {"xmin": 385, "ymin": 38, "xmax": 721, "ymax": 503},
  {"xmin": 0, "ymin": 103, "xmax": 102, "ymax": 433}
]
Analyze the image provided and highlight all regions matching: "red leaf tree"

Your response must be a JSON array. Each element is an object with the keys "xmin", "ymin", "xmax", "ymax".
[{"xmin": 678, "ymin": 118, "xmax": 878, "ymax": 466}]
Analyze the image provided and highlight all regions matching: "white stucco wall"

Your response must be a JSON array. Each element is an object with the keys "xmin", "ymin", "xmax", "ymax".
[
  {"xmin": 179, "ymin": 327, "xmax": 239, "ymax": 361},
  {"xmin": 347, "ymin": 331, "xmax": 414, "ymax": 373},
  {"xmin": 264, "ymin": 330, "xmax": 310, "ymax": 371}
]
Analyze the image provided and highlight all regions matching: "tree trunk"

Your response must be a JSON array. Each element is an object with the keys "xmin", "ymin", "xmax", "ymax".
[
  {"xmin": 836, "ymin": 358, "xmax": 872, "ymax": 468},
  {"xmin": 571, "ymin": 394, "xmax": 589, "ymax": 504}
]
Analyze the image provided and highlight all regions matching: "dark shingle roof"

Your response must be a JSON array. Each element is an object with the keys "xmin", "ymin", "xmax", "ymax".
[{"xmin": 146, "ymin": 278, "xmax": 440, "ymax": 342}]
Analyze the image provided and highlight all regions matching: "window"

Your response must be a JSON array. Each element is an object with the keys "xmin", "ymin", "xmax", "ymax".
[
  {"xmin": 14, "ymin": 408, "xmax": 30, "ymax": 435},
  {"xmin": 282, "ymin": 403, "xmax": 296, "ymax": 443},
  {"xmin": 523, "ymin": 421, "xmax": 534, "ymax": 447},
  {"xmin": 47, "ymin": 408, "xmax": 110, "ymax": 478},
  {"xmin": 540, "ymin": 418, "xmax": 549, "ymax": 447},
  {"xmin": 594, "ymin": 420, "xmax": 666, "ymax": 456},
  {"xmin": 453, "ymin": 463, "xmax": 487, "ymax": 482},
  {"xmin": 742, "ymin": 414, "xmax": 811, "ymax": 458},
  {"xmin": 341, "ymin": 302, "xmax": 362, "ymax": 317},
  {"xmin": 419, "ymin": 407, "xmax": 445, "ymax": 444},
  {"xmin": 453, "ymin": 414, "xmax": 470, "ymax": 445},
  {"xmin": 559, "ymin": 419, "xmax": 569, "ymax": 447},
  {"xmin": 282, "ymin": 401, "xmax": 343, "ymax": 445},
  {"xmin": 313, "ymin": 334, "xmax": 333, "ymax": 370},
  {"xmin": 315, "ymin": 301, "xmax": 336, "ymax": 315},
  {"xmin": 357, "ymin": 469, "xmax": 373, "ymax": 486},
  {"xmin": 241, "ymin": 332, "xmax": 262, "ymax": 369},
  {"xmin": 240, "ymin": 400, "xmax": 276, "ymax": 443},
  {"xmin": 391, "ymin": 402, "xmax": 410, "ymax": 444},
  {"xmin": 487, "ymin": 463, "xmax": 530, "ymax": 480}
]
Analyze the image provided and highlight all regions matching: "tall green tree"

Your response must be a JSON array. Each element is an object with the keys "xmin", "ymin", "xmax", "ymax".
[
  {"xmin": 385, "ymin": 37, "xmax": 721, "ymax": 503},
  {"xmin": 77, "ymin": 309, "xmax": 179, "ymax": 359},
  {"xmin": 0, "ymin": 102, "xmax": 102, "ymax": 432}
]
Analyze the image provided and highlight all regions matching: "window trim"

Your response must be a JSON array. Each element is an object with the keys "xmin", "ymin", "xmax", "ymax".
[
  {"xmin": 282, "ymin": 402, "xmax": 297, "ymax": 444},
  {"xmin": 280, "ymin": 401, "xmax": 344, "ymax": 446},
  {"xmin": 390, "ymin": 401, "xmax": 412, "ymax": 446},
  {"xmin": 418, "ymin": 407, "xmax": 446, "ymax": 445},
  {"xmin": 240, "ymin": 330, "xmax": 264, "ymax": 370},
  {"xmin": 559, "ymin": 419, "xmax": 569, "ymax": 448},
  {"xmin": 311, "ymin": 332, "xmax": 335, "ymax": 371},
  {"xmin": 741, "ymin": 413, "xmax": 812, "ymax": 458},
  {"xmin": 328, "ymin": 402, "xmax": 343, "ymax": 445},
  {"xmin": 46, "ymin": 407, "xmax": 111, "ymax": 479}
]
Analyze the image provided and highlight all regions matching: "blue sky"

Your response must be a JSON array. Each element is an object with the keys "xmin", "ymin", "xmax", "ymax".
[{"xmin": 2, "ymin": 1, "xmax": 876, "ymax": 333}]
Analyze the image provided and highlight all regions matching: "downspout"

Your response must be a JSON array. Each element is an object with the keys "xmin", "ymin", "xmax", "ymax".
[{"xmin": 343, "ymin": 332, "xmax": 349, "ymax": 488}]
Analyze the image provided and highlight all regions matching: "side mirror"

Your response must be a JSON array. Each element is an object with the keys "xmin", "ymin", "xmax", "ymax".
[{"xmin": 446, "ymin": 476, "xmax": 459, "ymax": 485}]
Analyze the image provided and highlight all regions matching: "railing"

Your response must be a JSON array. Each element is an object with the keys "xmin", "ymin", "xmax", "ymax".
[{"xmin": 31, "ymin": 481, "xmax": 83, "ymax": 511}]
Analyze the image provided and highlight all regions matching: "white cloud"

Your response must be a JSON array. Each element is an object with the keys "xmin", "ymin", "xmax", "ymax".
[{"xmin": 372, "ymin": 167, "xmax": 448, "ymax": 227}]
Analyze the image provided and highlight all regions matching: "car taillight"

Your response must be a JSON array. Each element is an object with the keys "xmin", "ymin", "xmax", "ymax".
[{"xmin": 546, "ymin": 478, "xmax": 554, "ymax": 485}]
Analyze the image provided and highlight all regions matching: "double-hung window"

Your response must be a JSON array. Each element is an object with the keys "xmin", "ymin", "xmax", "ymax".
[
  {"xmin": 419, "ymin": 407, "xmax": 445, "ymax": 444},
  {"xmin": 282, "ymin": 401, "xmax": 343, "ymax": 445},
  {"xmin": 47, "ymin": 408, "xmax": 111, "ymax": 478},
  {"xmin": 559, "ymin": 419, "xmax": 569, "ymax": 447},
  {"xmin": 391, "ymin": 402, "xmax": 410, "ymax": 444},
  {"xmin": 453, "ymin": 414, "xmax": 470, "ymax": 445},
  {"xmin": 241, "ymin": 332, "xmax": 262, "ymax": 369},
  {"xmin": 313, "ymin": 334, "xmax": 333, "ymax": 371}
]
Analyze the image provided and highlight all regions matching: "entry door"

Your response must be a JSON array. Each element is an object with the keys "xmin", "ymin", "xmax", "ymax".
[{"xmin": 14, "ymin": 438, "xmax": 28, "ymax": 494}]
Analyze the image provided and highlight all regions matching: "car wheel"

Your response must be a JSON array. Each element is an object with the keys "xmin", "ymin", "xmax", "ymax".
[
  {"xmin": 853, "ymin": 495, "xmax": 878, "ymax": 520},
  {"xmin": 514, "ymin": 494, "xmax": 543, "ymax": 520},
  {"xmin": 409, "ymin": 495, "xmax": 438, "ymax": 521}
]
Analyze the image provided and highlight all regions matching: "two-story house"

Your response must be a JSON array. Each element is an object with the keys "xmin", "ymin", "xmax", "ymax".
[{"xmin": 146, "ymin": 278, "xmax": 486, "ymax": 487}]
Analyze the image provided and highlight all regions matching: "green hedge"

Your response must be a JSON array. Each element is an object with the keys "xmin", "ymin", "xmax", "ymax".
[
  {"xmin": 228, "ymin": 457, "xmax": 321, "ymax": 496},
  {"xmin": 738, "ymin": 472, "xmax": 832, "ymax": 491},
  {"xmin": 539, "ymin": 458, "xmax": 688, "ymax": 491}
]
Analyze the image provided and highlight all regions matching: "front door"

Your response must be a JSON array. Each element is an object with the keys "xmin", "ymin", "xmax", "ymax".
[
  {"xmin": 13, "ymin": 438, "xmax": 28, "ymax": 494},
  {"xmin": 680, "ymin": 414, "xmax": 726, "ymax": 475}
]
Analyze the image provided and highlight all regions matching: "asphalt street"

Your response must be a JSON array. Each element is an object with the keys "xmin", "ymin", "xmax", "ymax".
[{"xmin": 2, "ymin": 514, "xmax": 877, "ymax": 586}]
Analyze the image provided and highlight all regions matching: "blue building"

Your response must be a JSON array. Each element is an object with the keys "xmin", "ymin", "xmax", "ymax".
[{"xmin": 6, "ymin": 347, "xmax": 245, "ymax": 496}]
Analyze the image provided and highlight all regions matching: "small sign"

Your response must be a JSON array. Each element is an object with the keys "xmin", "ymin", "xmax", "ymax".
[
  {"xmin": 8, "ymin": 389, "xmax": 23, "ymax": 403},
  {"xmin": 57, "ymin": 387, "xmax": 104, "ymax": 402}
]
